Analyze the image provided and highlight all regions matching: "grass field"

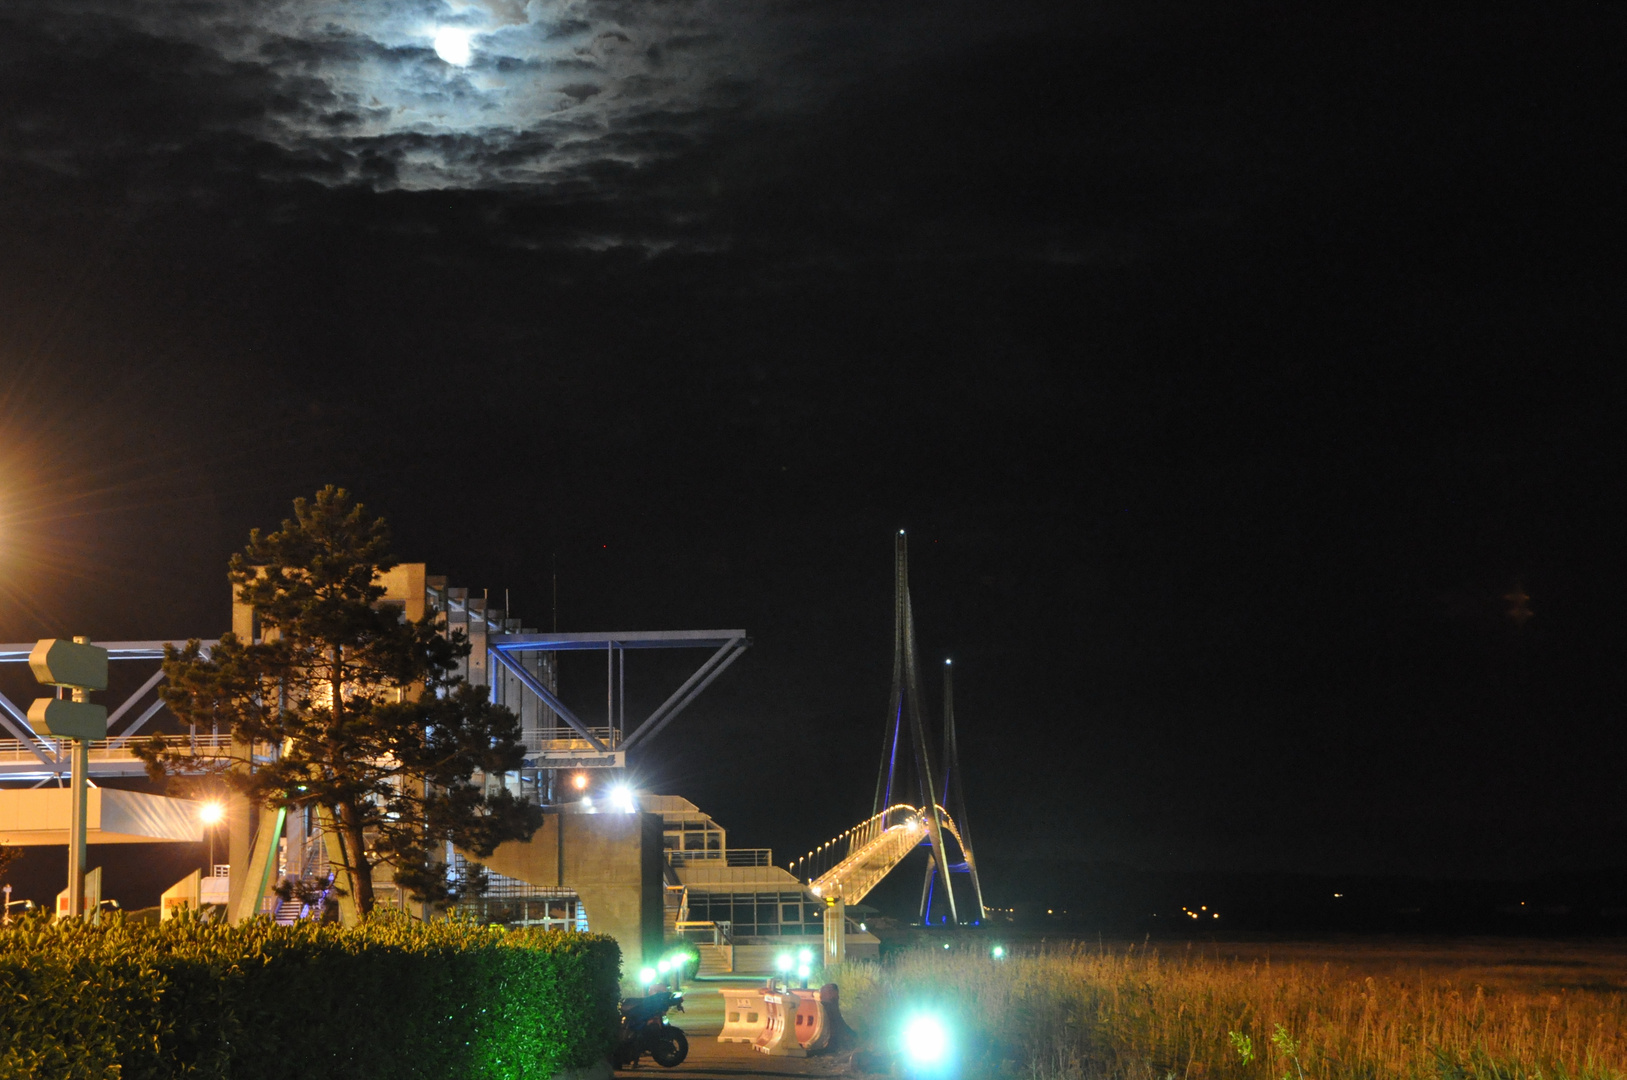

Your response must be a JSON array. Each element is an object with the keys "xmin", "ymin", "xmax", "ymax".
[{"xmin": 830, "ymin": 939, "xmax": 1627, "ymax": 1080}]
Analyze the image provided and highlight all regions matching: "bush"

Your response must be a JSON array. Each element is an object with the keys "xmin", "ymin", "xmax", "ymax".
[{"xmin": 0, "ymin": 913, "xmax": 620, "ymax": 1080}]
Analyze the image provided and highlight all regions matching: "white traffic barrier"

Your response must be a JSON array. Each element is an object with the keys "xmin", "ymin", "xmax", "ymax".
[
  {"xmin": 717, "ymin": 987, "xmax": 769, "ymax": 1044},
  {"xmin": 753, "ymin": 988, "xmax": 805, "ymax": 1057},
  {"xmin": 790, "ymin": 988, "xmax": 827, "ymax": 1052}
]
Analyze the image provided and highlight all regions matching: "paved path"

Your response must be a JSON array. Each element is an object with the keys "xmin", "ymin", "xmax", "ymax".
[
  {"xmin": 614, "ymin": 1039, "xmax": 869, "ymax": 1079},
  {"xmin": 615, "ymin": 986, "xmax": 880, "ymax": 1080}
]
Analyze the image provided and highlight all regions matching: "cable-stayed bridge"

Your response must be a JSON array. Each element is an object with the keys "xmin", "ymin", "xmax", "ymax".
[{"xmin": 784, "ymin": 532, "xmax": 987, "ymax": 956}]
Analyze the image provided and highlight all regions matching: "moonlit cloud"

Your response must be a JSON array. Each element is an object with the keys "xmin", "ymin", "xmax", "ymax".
[{"xmin": 13, "ymin": 0, "xmax": 788, "ymax": 191}]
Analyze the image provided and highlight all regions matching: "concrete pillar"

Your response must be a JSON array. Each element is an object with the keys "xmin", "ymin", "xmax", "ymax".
[
  {"xmin": 824, "ymin": 897, "xmax": 845, "ymax": 965},
  {"xmin": 479, "ymin": 809, "xmax": 664, "ymax": 972},
  {"xmin": 467, "ymin": 598, "xmax": 488, "ymax": 689}
]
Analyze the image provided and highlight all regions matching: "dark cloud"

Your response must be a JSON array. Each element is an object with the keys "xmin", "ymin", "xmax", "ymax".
[{"xmin": 0, "ymin": 0, "xmax": 1623, "ymax": 893}]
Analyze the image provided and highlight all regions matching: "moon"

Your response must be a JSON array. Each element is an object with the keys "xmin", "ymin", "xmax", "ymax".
[{"xmin": 433, "ymin": 27, "xmax": 474, "ymax": 66}]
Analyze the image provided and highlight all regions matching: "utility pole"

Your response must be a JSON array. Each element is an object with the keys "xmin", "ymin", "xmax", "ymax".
[{"xmin": 28, "ymin": 636, "xmax": 109, "ymax": 919}]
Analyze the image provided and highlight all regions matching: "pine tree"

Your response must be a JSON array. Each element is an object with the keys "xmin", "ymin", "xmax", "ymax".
[{"xmin": 141, "ymin": 487, "xmax": 541, "ymax": 917}]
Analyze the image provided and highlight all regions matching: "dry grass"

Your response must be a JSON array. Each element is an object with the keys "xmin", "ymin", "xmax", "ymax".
[{"xmin": 830, "ymin": 942, "xmax": 1627, "ymax": 1080}]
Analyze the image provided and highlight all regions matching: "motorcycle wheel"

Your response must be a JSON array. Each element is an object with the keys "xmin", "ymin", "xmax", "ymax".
[{"xmin": 651, "ymin": 1027, "xmax": 689, "ymax": 1068}]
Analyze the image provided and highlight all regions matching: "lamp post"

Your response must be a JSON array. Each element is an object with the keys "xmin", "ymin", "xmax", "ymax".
[
  {"xmin": 199, "ymin": 801, "xmax": 225, "ymax": 875},
  {"xmin": 27, "ymin": 637, "xmax": 108, "ymax": 919}
]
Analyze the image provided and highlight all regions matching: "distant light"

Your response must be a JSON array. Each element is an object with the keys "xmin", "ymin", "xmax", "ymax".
[
  {"xmin": 432, "ymin": 27, "xmax": 474, "ymax": 66},
  {"xmin": 945, "ymin": 659, "xmax": 952, "ymax": 666},
  {"xmin": 943, "ymin": 942, "xmax": 950, "ymax": 950},
  {"xmin": 573, "ymin": 773, "xmax": 588, "ymax": 790},
  {"xmin": 198, "ymin": 801, "xmax": 225, "ymax": 826},
  {"xmin": 1334, "ymin": 893, "xmax": 1343, "ymax": 898},
  {"xmin": 902, "ymin": 1014, "xmax": 950, "ymax": 1067},
  {"xmin": 859, "ymin": 922, "xmax": 867, "ymax": 932},
  {"xmin": 581, "ymin": 795, "xmax": 595, "ymax": 812},
  {"xmin": 639, "ymin": 967, "xmax": 657, "ymax": 986},
  {"xmin": 991, "ymin": 945, "xmax": 1005, "ymax": 959}
]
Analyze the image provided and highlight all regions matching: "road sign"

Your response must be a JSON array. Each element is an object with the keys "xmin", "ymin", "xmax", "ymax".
[
  {"xmin": 30, "ymin": 636, "xmax": 109, "ymax": 919},
  {"xmin": 27, "ymin": 699, "xmax": 108, "ymax": 741},
  {"xmin": 28, "ymin": 639, "xmax": 108, "ymax": 691}
]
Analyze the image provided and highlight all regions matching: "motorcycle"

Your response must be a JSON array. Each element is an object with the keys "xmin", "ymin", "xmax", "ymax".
[{"xmin": 613, "ymin": 987, "xmax": 689, "ymax": 1069}]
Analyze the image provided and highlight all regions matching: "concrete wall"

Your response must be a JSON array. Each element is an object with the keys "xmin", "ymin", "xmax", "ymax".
[{"xmin": 478, "ymin": 810, "xmax": 663, "ymax": 973}]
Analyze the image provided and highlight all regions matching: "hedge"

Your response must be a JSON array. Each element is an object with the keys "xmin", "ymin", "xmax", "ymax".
[{"xmin": 0, "ymin": 913, "xmax": 621, "ymax": 1080}]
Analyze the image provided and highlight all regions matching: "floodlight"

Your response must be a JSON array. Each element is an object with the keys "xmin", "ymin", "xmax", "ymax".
[
  {"xmin": 797, "ymin": 947, "xmax": 813, "ymax": 965},
  {"xmin": 610, "ymin": 785, "xmax": 636, "ymax": 814},
  {"xmin": 638, "ymin": 967, "xmax": 657, "ymax": 986},
  {"xmin": 198, "ymin": 801, "xmax": 225, "ymax": 826},
  {"xmin": 658, "ymin": 959, "xmax": 671, "ymax": 974},
  {"xmin": 797, "ymin": 965, "xmax": 812, "ymax": 983},
  {"xmin": 902, "ymin": 1014, "xmax": 950, "ymax": 1067},
  {"xmin": 775, "ymin": 953, "xmax": 794, "ymax": 973}
]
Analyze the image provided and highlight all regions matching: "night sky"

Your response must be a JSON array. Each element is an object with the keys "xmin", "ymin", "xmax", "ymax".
[{"xmin": 1, "ymin": 0, "xmax": 1624, "ymax": 913}]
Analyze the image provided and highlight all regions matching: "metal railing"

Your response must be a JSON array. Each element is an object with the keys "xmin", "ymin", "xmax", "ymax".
[
  {"xmin": 0, "ymin": 733, "xmax": 234, "ymax": 767},
  {"xmin": 521, "ymin": 728, "xmax": 621, "ymax": 753},
  {"xmin": 675, "ymin": 919, "xmax": 733, "ymax": 946},
  {"xmin": 668, "ymin": 848, "xmax": 772, "ymax": 867}
]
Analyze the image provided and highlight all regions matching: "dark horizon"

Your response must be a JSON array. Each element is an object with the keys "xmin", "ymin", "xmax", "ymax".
[{"xmin": 2, "ymin": 0, "xmax": 1624, "ymax": 910}]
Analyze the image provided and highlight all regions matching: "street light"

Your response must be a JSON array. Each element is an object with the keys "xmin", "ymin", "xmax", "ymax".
[{"xmin": 199, "ymin": 801, "xmax": 225, "ymax": 875}]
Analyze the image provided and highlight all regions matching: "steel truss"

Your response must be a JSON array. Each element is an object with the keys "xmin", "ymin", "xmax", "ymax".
[{"xmin": 0, "ymin": 628, "xmax": 749, "ymax": 780}]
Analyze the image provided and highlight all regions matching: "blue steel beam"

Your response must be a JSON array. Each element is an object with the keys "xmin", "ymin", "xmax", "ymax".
[
  {"xmin": 0, "ymin": 641, "xmax": 218, "ymax": 663},
  {"xmin": 487, "ymin": 649, "xmax": 608, "ymax": 752},
  {"xmin": 621, "ymin": 635, "xmax": 750, "ymax": 750},
  {"xmin": 489, "ymin": 630, "xmax": 747, "ymax": 652}
]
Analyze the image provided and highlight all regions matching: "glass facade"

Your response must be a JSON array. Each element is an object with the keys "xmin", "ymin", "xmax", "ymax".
[
  {"xmin": 685, "ymin": 891, "xmax": 822, "ymax": 937},
  {"xmin": 448, "ymin": 853, "xmax": 588, "ymax": 931}
]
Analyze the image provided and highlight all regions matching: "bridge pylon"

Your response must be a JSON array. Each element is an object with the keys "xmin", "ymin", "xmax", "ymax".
[
  {"xmin": 870, "ymin": 531, "xmax": 983, "ymax": 926},
  {"xmin": 788, "ymin": 533, "xmax": 989, "ymax": 952}
]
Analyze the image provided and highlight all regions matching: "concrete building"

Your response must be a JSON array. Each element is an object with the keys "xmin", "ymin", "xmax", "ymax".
[{"xmin": 455, "ymin": 793, "xmax": 878, "ymax": 974}]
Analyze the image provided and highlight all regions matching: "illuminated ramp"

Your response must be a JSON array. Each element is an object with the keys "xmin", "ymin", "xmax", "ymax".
[{"xmin": 793, "ymin": 803, "xmax": 978, "ymax": 908}]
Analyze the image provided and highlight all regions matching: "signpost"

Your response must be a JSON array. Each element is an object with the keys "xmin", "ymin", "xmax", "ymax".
[{"xmin": 27, "ymin": 636, "xmax": 109, "ymax": 918}]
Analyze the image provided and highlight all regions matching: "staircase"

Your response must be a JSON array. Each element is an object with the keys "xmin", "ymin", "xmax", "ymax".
[
  {"xmin": 695, "ymin": 943, "xmax": 733, "ymax": 976},
  {"xmin": 272, "ymin": 897, "xmax": 304, "ymax": 925}
]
